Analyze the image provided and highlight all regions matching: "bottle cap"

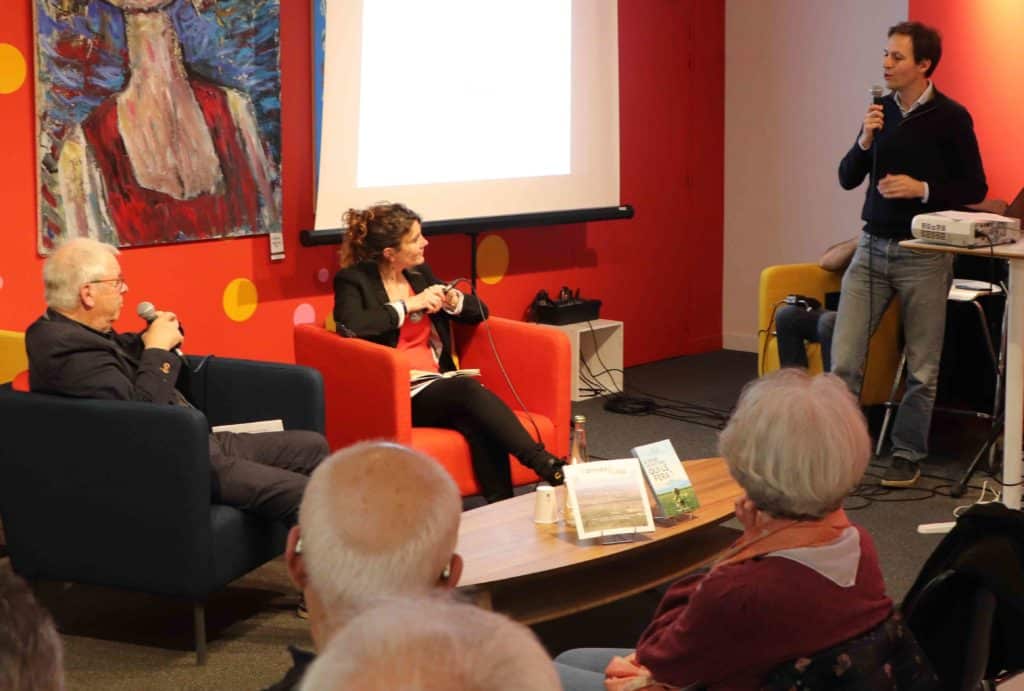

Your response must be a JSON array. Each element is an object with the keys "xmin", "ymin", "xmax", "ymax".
[{"xmin": 573, "ymin": 414, "xmax": 587, "ymax": 424}]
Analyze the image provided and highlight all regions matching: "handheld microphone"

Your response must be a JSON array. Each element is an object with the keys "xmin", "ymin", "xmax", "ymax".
[
  {"xmin": 136, "ymin": 301, "xmax": 185, "ymax": 355},
  {"xmin": 868, "ymin": 85, "xmax": 885, "ymax": 192},
  {"xmin": 137, "ymin": 301, "xmax": 185, "ymax": 335},
  {"xmin": 137, "ymin": 301, "xmax": 158, "ymax": 322},
  {"xmin": 442, "ymin": 278, "xmax": 468, "ymax": 293}
]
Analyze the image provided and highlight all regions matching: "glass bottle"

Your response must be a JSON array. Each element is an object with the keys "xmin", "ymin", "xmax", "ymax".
[
  {"xmin": 564, "ymin": 415, "xmax": 589, "ymax": 526},
  {"xmin": 569, "ymin": 415, "xmax": 590, "ymax": 465}
]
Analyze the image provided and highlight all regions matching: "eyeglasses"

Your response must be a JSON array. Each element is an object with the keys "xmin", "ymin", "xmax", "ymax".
[{"xmin": 88, "ymin": 276, "xmax": 126, "ymax": 291}]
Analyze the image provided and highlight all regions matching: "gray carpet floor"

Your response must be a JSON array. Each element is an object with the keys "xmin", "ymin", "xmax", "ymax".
[{"xmin": 8, "ymin": 349, "xmax": 1002, "ymax": 689}]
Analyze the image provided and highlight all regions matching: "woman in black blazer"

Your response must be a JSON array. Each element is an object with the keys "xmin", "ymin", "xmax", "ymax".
[{"xmin": 333, "ymin": 202, "xmax": 564, "ymax": 502}]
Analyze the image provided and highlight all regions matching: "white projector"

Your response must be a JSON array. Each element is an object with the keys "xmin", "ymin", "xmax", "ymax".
[{"xmin": 911, "ymin": 211, "xmax": 1021, "ymax": 247}]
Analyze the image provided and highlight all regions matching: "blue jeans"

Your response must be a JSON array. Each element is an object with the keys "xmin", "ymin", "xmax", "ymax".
[
  {"xmin": 831, "ymin": 233, "xmax": 953, "ymax": 461},
  {"xmin": 554, "ymin": 648, "xmax": 634, "ymax": 691},
  {"xmin": 775, "ymin": 306, "xmax": 837, "ymax": 370}
]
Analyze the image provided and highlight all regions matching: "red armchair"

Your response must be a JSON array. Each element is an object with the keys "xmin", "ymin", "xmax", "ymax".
[{"xmin": 294, "ymin": 318, "xmax": 571, "ymax": 496}]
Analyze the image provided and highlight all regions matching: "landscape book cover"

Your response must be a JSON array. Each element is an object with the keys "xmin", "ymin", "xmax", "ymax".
[
  {"xmin": 631, "ymin": 440, "xmax": 700, "ymax": 517},
  {"xmin": 563, "ymin": 459, "xmax": 655, "ymax": 540}
]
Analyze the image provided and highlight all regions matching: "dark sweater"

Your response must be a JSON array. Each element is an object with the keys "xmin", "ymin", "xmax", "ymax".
[
  {"xmin": 635, "ymin": 525, "xmax": 892, "ymax": 689},
  {"xmin": 838, "ymin": 88, "xmax": 987, "ymax": 239}
]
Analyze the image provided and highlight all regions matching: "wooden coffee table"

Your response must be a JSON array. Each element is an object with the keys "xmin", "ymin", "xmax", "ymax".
[{"xmin": 456, "ymin": 457, "xmax": 743, "ymax": 624}]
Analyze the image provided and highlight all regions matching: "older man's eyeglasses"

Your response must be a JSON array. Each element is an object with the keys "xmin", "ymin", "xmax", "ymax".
[{"xmin": 88, "ymin": 276, "xmax": 126, "ymax": 290}]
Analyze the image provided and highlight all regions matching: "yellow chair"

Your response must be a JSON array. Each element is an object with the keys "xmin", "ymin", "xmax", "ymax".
[
  {"xmin": 0, "ymin": 330, "xmax": 27, "ymax": 385},
  {"xmin": 758, "ymin": 263, "xmax": 901, "ymax": 405}
]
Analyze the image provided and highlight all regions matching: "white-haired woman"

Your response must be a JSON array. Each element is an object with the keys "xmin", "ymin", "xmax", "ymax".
[{"xmin": 555, "ymin": 369, "xmax": 894, "ymax": 689}]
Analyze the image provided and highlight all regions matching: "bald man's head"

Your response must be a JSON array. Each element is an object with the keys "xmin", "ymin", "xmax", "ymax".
[
  {"xmin": 299, "ymin": 598, "xmax": 561, "ymax": 691},
  {"xmin": 295, "ymin": 442, "xmax": 462, "ymax": 625}
]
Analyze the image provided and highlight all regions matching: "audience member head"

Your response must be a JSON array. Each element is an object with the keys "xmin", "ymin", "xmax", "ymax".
[
  {"xmin": 338, "ymin": 202, "xmax": 422, "ymax": 268},
  {"xmin": 0, "ymin": 564, "xmax": 65, "ymax": 691},
  {"xmin": 888, "ymin": 21, "xmax": 941, "ymax": 77},
  {"xmin": 719, "ymin": 369, "xmax": 870, "ymax": 519},
  {"xmin": 298, "ymin": 598, "xmax": 561, "ymax": 691},
  {"xmin": 42, "ymin": 238, "xmax": 125, "ymax": 332},
  {"xmin": 286, "ymin": 441, "xmax": 462, "ymax": 649}
]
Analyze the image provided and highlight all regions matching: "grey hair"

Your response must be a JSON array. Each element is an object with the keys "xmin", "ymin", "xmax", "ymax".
[
  {"xmin": 299, "ymin": 442, "xmax": 461, "ymax": 625},
  {"xmin": 299, "ymin": 597, "xmax": 561, "ymax": 691},
  {"xmin": 43, "ymin": 238, "xmax": 119, "ymax": 311},
  {"xmin": 718, "ymin": 369, "xmax": 870, "ymax": 519},
  {"xmin": 0, "ymin": 564, "xmax": 65, "ymax": 691}
]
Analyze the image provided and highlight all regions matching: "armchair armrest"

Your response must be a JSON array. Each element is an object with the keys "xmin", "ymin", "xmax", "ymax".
[
  {"xmin": 0, "ymin": 329, "xmax": 27, "ymax": 385},
  {"xmin": 187, "ymin": 356, "xmax": 325, "ymax": 433},
  {"xmin": 0, "ymin": 389, "xmax": 217, "ymax": 598},
  {"xmin": 294, "ymin": 324, "xmax": 412, "ymax": 450},
  {"xmin": 454, "ymin": 317, "xmax": 571, "ymax": 456}
]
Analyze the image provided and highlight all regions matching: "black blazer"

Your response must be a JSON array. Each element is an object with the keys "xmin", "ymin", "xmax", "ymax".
[
  {"xmin": 333, "ymin": 261, "xmax": 487, "ymax": 372},
  {"xmin": 25, "ymin": 308, "xmax": 186, "ymax": 404}
]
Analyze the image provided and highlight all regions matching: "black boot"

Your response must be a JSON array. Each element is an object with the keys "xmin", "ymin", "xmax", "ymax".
[{"xmin": 523, "ymin": 451, "xmax": 565, "ymax": 486}]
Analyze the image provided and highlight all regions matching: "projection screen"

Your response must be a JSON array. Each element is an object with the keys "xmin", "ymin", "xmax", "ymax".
[{"xmin": 313, "ymin": 0, "xmax": 620, "ymax": 230}]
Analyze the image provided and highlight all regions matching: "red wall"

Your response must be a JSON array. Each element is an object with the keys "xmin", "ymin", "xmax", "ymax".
[
  {"xmin": 0, "ymin": 1, "xmax": 724, "ymax": 367},
  {"xmin": 909, "ymin": 0, "xmax": 1023, "ymax": 200}
]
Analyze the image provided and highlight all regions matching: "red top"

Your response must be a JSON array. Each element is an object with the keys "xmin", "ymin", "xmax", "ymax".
[
  {"xmin": 635, "ymin": 525, "xmax": 892, "ymax": 689},
  {"xmin": 397, "ymin": 309, "xmax": 438, "ymax": 373},
  {"xmin": 80, "ymin": 78, "xmax": 263, "ymax": 245}
]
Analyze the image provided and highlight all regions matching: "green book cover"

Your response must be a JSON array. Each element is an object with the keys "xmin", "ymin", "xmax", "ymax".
[{"xmin": 631, "ymin": 440, "xmax": 699, "ymax": 517}]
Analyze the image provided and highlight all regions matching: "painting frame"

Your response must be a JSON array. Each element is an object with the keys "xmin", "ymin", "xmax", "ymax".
[{"xmin": 33, "ymin": 0, "xmax": 283, "ymax": 253}]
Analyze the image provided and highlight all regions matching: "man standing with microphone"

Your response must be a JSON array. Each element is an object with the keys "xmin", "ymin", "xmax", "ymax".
[{"xmin": 831, "ymin": 21, "xmax": 986, "ymax": 487}]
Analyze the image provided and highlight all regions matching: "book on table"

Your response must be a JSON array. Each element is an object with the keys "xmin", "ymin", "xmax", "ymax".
[
  {"xmin": 409, "ymin": 368, "xmax": 480, "ymax": 396},
  {"xmin": 631, "ymin": 439, "xmax": 700, "ymax": 518},
  {"xmin": 563, "ymin": 459, "xmax": 655, "ymax": 540}
]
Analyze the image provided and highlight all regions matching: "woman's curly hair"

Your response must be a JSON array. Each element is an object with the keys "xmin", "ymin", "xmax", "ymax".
[{"xmin": 339, "ymin": 202, "xmax": 422, "ymax": 267}]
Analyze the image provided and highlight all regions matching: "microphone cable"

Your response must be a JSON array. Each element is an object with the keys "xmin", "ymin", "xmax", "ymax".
[
  {"xmin": 574, "ymin": 321, "xmax": 730, "ymax": 430},
  {"xmin": 757, "ymin": 299, "xmax": 788, "ymax": 377},
  {"xmin": 446, "ymin": 278, "xmax": 544, "ymax": 444}
]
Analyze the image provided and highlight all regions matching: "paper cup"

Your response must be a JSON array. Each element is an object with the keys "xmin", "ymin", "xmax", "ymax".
[{"xmin": 533, "ymin": 484, "xmax": 558, "ymax": 523}]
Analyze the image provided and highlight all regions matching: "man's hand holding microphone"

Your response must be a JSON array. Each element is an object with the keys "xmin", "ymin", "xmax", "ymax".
[
  {"xmin": 138, "ymin": 302, "xmax": 184, "ymax": 352},
  {"xmin": 859, "ymin": 91, "xmax": 926, "ymax": 200}
]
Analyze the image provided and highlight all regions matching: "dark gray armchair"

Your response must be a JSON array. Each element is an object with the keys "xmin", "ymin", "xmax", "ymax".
[{"xmin": 0, "ymin": 356, "xmax": 325, "ymax": 664}]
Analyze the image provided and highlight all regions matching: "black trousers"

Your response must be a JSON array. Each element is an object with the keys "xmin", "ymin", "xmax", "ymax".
[
  {"xmin": 411, "ymin": 376, "xmax": 548, "ymax": 502},
  {"xmin": 209, "ymin": 430, "xmax": 328, "ymax": 525}
]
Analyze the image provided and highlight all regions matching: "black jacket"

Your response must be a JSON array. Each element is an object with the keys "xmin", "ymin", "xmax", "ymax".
[
  {"xmin": 25, "ymin": 309, "xmax": 186, "ymax": 404},
  {"xmin": 838, "ymin": 88, "xmax": 987, "ymax": 239},
  {"xmin": 901, "ymin": 503, "xmax": 1024, "ymax": 684},
  {"xmin": 332, "ymin": 261, "xmax": 487, "ymax": 372}
]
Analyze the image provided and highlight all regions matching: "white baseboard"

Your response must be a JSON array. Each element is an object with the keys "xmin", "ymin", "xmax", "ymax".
[{"xmin": 722, "ymin": 332, "xmax": 758, "ymax": 353}]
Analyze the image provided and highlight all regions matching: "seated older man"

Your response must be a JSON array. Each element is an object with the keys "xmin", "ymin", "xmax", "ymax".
[
  {"xmin": 555, "ymin": 369, "xmax": 899, "ymax": 689},
  {"xmin": 299, "ymin": 598, "xmax": 561, "ymax": 691},
  {"xmin": 266, "ymin": 441, "xmax": 464, "ymax": 690},
  {"xmin": 25, "ymin": 238, "xmax": 328, "ymax": 527}
]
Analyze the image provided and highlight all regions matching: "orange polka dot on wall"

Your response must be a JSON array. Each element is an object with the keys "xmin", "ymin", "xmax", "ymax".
[
  {"xmin": 476, "ymin": 234, "xmax": 510, "ymax": 285},
  {"xmin": 0, "ymin": 44, "xmax": 28, "ymax": 95},
  {"xmin": 223, "ymin": 278, "xmax": 259, "ymax": 322}
]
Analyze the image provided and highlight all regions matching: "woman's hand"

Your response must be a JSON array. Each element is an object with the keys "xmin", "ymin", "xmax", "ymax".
[
  {"xmin": 406, "ymin": 284, "xmax": 446, "ymax": 314},
  {"xmin": 443, "ymin": 287, "xmax": 462, "ymax": 311}
]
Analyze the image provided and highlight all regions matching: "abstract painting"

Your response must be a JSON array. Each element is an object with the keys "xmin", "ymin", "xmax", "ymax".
[{"xmin": 34, "ymin": 0, "xmax": 282, "ymax": 252}]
